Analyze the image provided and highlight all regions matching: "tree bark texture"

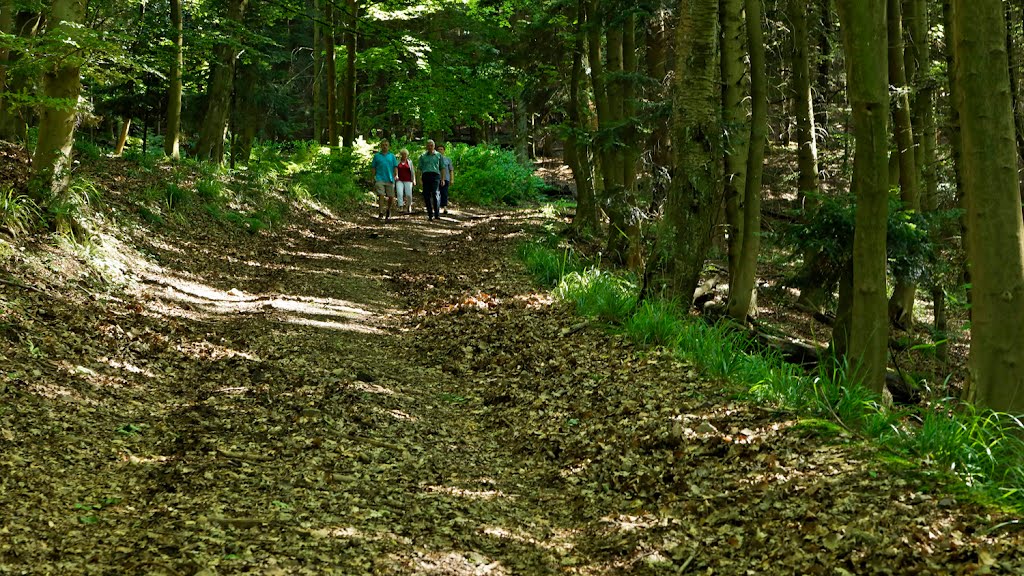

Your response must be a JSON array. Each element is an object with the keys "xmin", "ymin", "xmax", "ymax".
[
  {"xmin": 195, "ymin": 0, "xmax": 247, "ymax": 162},
  {"xmin": 341, "ymin": 0, "xmax": 357, "ymax": 147},
  {"xmin": 720, "ymin": 0, "xmax": 747, "ymax": 280},
  {"xmin": 567, "ymin": 0, "xmax": 599, "ymax": 234},
  {"xmin": 0, "ymin": 10, "xmax": 41, "ymax": 142},
  {"xmin": 727, "ymin": 0, "xmax": 767, "ymax": 321},
  {"xmin": 164, "ymin": 0, "xmax": 183, "ymax": 160},
  {"xmin": 31, "ymin": 0, "xmax": 86, "ymax": 201},
  {"xmin": 886, "ymin": 0, "xmax": 920, "ymax": 329},
  {"xmin": 324, "ymin": 2, "xmax": 338, "ymax": 147},
  {"xmin": 666, "ymin": 0, "xmax": 722, "ymax": 301},
  {"xmin": 836, "ymin": 0, "xmax": 890, "ymax": 393},
  {"xmin": 952, "ymin": 0, "xmax": 1024, "ymax": 414}
]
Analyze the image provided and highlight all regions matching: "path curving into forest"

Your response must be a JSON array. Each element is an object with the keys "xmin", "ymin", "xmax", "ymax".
[{"xmin": 2, "ymin": 202, "xmax": 1024, "ymax": 575}]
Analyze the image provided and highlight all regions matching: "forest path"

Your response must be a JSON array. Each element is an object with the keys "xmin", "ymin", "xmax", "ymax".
[{"xmin": 2, "ymin": 202, "xmax": 1024, "ymax": 575}]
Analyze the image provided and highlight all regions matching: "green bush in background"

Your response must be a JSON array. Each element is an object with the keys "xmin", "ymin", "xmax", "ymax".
[{"xmin": 447, "ymin": 143, "xmax": 543, "ymax": 206}]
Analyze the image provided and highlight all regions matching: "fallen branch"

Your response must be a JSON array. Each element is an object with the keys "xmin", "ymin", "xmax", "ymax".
[{"xmin": 0, "ymin": 275, "xmax": 43, "ymax": 293}]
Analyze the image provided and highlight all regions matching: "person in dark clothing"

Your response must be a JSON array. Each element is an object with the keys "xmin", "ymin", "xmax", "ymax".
[{"xmin": 417, "ymin": 140, "xmax": 443, "ymax": 221}]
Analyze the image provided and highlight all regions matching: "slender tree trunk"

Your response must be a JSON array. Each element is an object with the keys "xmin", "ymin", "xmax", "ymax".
[
  {"xmin": 195, "ymin": 0, "xmax": 247, "ymax": 162},
  {"xmin": 943, "ymin": 0, "xmax": 970, "ymax": 312},
  {"xmin": 324, "ymin": 2, "xmax": 338, "ymax": 148},
  {"xmin": 666, "ymin": 0, "xmax": 722, "ymax": 301},
  {"xmin": 341, "ymin": 0, "xmax": 356, "ymax": 146},
  {"xmin": 232, "ymin": 63, "xmax": 260, "ymax": 164},
  {"xmin": 886, "ymin": 0, "xmax": 921, "ymax": 328},
  {"xmin": 721, "ymin": 0, "xmax": 748, "ymax": 280},
  {"xmin": 114, "ymin": 118, "xmax": 131, "ymax": 156},
  {"xmin": 1006, "ymin": 1, "xmax": 1024, "ymax": 183},
  {"xmin": 622, "ymin": 12, "xmax": 643, "ymax": 272},
  {"xmin": 312, "ymin": 0, "xmax": 323, "ymax": 143},
  {"xmin": 164, "ymin": 0, "xmax": 183, "ymax": 160},
  {"xmin": 953, "ymin": 0, "xmax": 1024, "ymax": 413},
  {"xmin": 836, "ymin": 0, "xmax": 890, "ymax": 393},
  {"xmin": 814, "ymin": 0, "xmax": 835, "ymax": 131},
  {"xmin": 31, "ymin": 0, "xmax": 86, "ymax": 202},
  {"xmin": 792, "ymin": 0, "xmax": 828, "ymax": 311},
  {"xmin": 568, "ymin": 0, "xmax": 598, "ymax": 234},
  {"xmin": 0, "ymin": 0, "xmax": 12, "ymax": 139},
  {"xmin": 727, "ymin": 0, "xmax": 767, "ymax": 321},
  {"xmin": 0, "ymin": 11, "xmax": 40, "ymax": 142}
]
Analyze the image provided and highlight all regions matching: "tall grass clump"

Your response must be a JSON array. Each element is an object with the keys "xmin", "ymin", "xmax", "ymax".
[
  {"xmin": 556, "ymin": 268, "xmax": 637, "ymax": 323},
  {"xmin": 0, "ymin": 186, "xmax": 41, "ymax": 236},
  {"xmin": 518, "ymin": 242, "xmax": 580, "ymax": 287},
  {"xmin": 623, "ymin": 299, "xmax": 685, "ymax": 348},
  {"xmin": 448, "ymin": 143, "xmax": 544, "ymax": 205}
]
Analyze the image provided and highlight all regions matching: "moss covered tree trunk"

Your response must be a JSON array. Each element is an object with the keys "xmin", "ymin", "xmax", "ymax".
[
  {"xmin": 953, "ymin": 0, "xmax": 1024, "ymax": 413},
  {"xmin": 164, "ymin": 0, "xmax": 183, "ymax": 160},
  {"xmin": 324, "ymin": 2, "xmax": 338, "ymax": 148},
  {"xmin": 567, "ymin": 0, "xmax": 598, "ymax": 234},
  {"xmin": 727, "ymin": 0, "xmax": 766, "ymax": 320},
  {"xmin": 341, "ymin": 0, "xmax": 357, "ymax": 147},
  {"xmin": 720, "ymin": 0, "xmax": 748, "ymax": 279},
  {"xmin": 836, "ymin": 0, "xmax": 889, "ymax": 393},
  {"xmin": 886, "ymin": 0, "xmax": 921, "ymax": 329},
  {"xmin": 666, "ymin": 0, "xmax": 722, "ymax": 301},
  {"xmin": 195, "ymin": 0, "xmax": 247, "ymax": 162},
  {"xmin": 31, "ymin": 0, "xmax": 86, "ymax": 201}
]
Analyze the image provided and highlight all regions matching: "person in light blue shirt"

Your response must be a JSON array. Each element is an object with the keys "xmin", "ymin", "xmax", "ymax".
[{"xmin": 371, "ymin": 140, "xmax": 398, "ymax": 220}]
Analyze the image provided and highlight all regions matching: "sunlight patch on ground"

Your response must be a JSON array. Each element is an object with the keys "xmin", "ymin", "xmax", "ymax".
[
  {"xmin": 386, "ymin": 409, "xmax": 415, "ymax": 421},
  {"xmin": 279, "ymin": 249, "xmax": 356, "ymax": 263},
  {"xmin": 601, "ymin": 513, "xmax": 661, "ymax": 532},
  {"xmin": 280, "ymin": 315, "xmax": 382, "ymax": 333},
  {"xmin": 353, "ymin": 381, "xmax": 397, "ymax": 395},
  {"xmin": 406, "ymin": 550, "xmax": 508, "ymax": 576},
  {"xmin": 513, "ymin": 292, "xmax": 555, "ymax": 308},
  {"xmin": 424, "ymin": 485, "xmax": 513, "ymax": 501}
]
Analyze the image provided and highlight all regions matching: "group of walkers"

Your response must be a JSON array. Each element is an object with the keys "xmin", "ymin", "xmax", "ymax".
[{"xmin": 371, "ymin": 139, "xmax": 454, "ymax": 221}]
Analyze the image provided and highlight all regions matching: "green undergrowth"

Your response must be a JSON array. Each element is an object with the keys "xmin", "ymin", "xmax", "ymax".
[{"xmin": 519, "ymin": 238, "xmax": 1024, "ymax": 512}]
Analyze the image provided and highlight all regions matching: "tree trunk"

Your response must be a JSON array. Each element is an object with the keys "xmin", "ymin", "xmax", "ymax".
[
  {"xmin": 791, "ymin": 0, "xmax": 830, "ymax": 311},
  {"xmin": 568, "ymin": 0, "xmax": 598, "ymax": 234},
  {"xmin": 943, "ymin": 0, "xmax": 970, "ymax": 313},
  {"xmin": 727, "ymin": 0, "xmax": 767, "ymax": 321},
  {"xmin": 164, "ymin": 0, "xmax": 182, "ymax": 160},
  {"xmin": 836, "ymin": 0, "xmax": 890, "ymax": 393},
  {"xmin": 114, "ymin": 118, "xmax": 131, "ymax": 156},
  {"xmin": 721, "ymin": 0, "xmax": 748, "ymax": 280},
  {"xmin": 232, "ymin": 63, "xmax": 260, "ymax": 164},
  {"xmin": 814, "ymin": 0, "xmax": 835, "ymax": 131},
  {"xmin": 31, "ymin": 0, "xmax": 86, "ymax": 202},
  {"xmin": 886, "ymin": 0, "xmax": 920, "ymax": 329},
  {"xmin": 666, "ymin": 0, "xmax": 722, "ymax": 301},
  {"xmin": 0, "ymin": 10, "xmax": 41, "ymax": 142},
  {"xmin": 195, "ymin": 0, "xmax": 247, "ymax": 163},
  {"xmin": 341, "ymin": 0, "xmax": 357, "ymax": 146},
  {"xmin": 953, "ymin": 0, "xmax": 1024, "ymax": 413},
  {"xmin": 312, "ymin": 0, "xmax": 323, "ymax": 143},
  {"xmin": 324, "ymin": 2, "xmax": 338, "ymax": 148},
  {"xmin": 0, "ymin": 0, "xmax": 13, "ymax": 139}
]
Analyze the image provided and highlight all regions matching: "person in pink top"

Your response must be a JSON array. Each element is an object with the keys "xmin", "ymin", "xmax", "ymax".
[{"xmin": 395, "ymin": 148, "xmax": 416, "ymax": 213}]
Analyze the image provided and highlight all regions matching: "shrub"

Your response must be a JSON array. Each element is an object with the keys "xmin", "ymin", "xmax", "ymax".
[
  {"xmin": 447, "ymin": 143, "xmax": 543, "ymax": 206},
  {"xmin": 556, "ymin": 268, "xmax": 637, "ymax": 323},
  {"xmin": 0, "ymin": 186, "xmax": 41, "ymax": 236},
  {"xmin": 519, "ymin": 242, "xmax": 580, "ymax": 287},
  {"xmin": 293, "ymin": 149, "xmax": 364, "ymax": 206}
]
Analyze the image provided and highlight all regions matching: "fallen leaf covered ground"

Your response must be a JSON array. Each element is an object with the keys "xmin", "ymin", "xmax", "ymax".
[{"xmin": 1, "ymin": 193, "xmax": 1023, "ymax": 575}]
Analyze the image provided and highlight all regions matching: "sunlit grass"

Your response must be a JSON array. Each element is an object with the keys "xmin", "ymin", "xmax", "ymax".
[{"xmin": 519, "ymin": 237, "xmax": 1024, "ymax": 512}]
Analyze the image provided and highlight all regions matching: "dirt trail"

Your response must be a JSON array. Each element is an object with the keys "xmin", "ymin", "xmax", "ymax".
[{"xmin": 2, "ymin": 204, "xmax": 1024, "ymax": 575}]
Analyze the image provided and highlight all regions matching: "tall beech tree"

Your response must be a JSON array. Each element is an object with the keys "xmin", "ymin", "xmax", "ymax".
[
  {"xmin": 836, "ymin": 0, "xmax": 889, "ymax": 392},
  {"xmin": 195, "ymin": 0, "xmax": 249, "ymax": 162},
  {"xmin": 720, "ymin": 0, "xmax": 747, "ymax": 279},
  {"xmin": 31, "ymin": 0, "xmax": 87, "ymax": 200},
  {"xmin": 164, "ymin": 0, "xmax": 183, "ymax": 160},
  {"xmin": 953, "ymin": 0, "xmax": 1024, "ymax": 413},
  {"xmin": 726, "ymin": 0, "xmax": 767, "ymax": 321},
  {"xmin": 886, "ymin": 0, "xmax": 920, "ymax": 328},
  {"xmin": 666, "ymin": 0, "xmax": 721, "ymax": 300}
]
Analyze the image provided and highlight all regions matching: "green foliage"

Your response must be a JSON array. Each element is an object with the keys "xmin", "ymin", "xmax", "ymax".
[
  {"xmin": 0, "ymin": 186, "xmax": 41, "ymax": 237},
  {"xmin": 518, "ymin": 242, "xmax": 580, "ymax": 287},
  {"xmin": 74, "ymin": 138, "xmax": 104, "ymax": 161},
  {"xmin": 163, "ymin": 183, "xmax": 192, "ymax": 211},
  {"xmin": 556, "ymin": 268, "xmax": 637, "ymax": 323},
  {"xmin": 293, "ymin": 149, "xmax": 364, "ymax": 206},
  {"xmin": 623, "ymin": 299, "xmax": 685, "ymax": 348},
  {"xmin": 448, "ymin": 144, "xmax": 544, "ymax": 206},
  {"xmin": 785, "ymin": 192, "xmax": 955, "ymax": 289},
  {"xmin": 196, "ymin": 178, "xmax": 225, "ymax": 202}
]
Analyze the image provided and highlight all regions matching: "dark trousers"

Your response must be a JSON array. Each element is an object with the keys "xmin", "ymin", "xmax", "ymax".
[
  {"xmin": 422, "ymin": 172, "xmax": 441, "ymax": 217},
  {"xmin": 439, "ymin": 180, "xmax": 450, "ymax": 208}
]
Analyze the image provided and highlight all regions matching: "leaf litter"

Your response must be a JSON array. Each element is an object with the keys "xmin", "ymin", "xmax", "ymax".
[{"xmin": 0, "ymin": 198, "xmax": 1022, "ymax": 575}]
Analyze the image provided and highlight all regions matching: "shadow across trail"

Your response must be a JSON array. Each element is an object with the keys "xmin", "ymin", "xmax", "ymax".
[{"xmin": 2, "ymin": 202, "xmax": 1023, "ymax": 575}]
